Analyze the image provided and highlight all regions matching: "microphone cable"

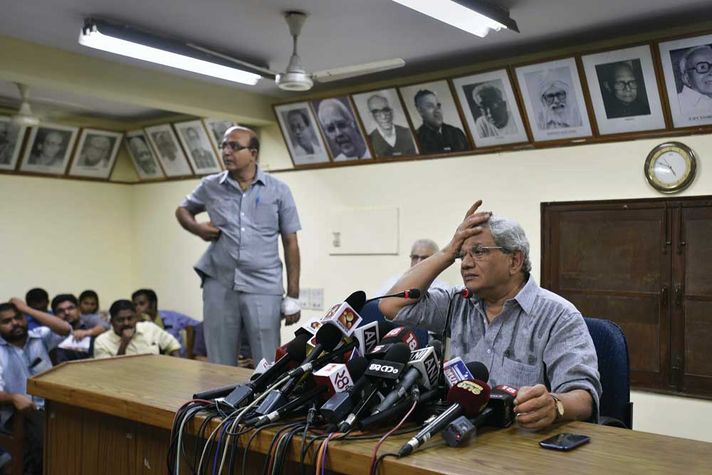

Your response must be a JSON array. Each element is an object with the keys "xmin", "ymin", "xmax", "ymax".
[{"xmin": 368, "ymin": 388, "xmax": 420, "ymax": 475}]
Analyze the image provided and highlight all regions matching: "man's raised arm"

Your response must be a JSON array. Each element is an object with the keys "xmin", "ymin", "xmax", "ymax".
[{"xmin": 379, "ymin": 200, "xmax": 490, "ymax": 319}]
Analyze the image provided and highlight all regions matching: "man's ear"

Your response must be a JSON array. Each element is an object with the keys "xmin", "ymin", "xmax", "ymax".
[
  {"xmin": 682, "ymin": 70, "xmax": 692, "ymax": 89},
  {"xmin": 509, "ymin": 250, "xmax": 524, "ymax": 275}
]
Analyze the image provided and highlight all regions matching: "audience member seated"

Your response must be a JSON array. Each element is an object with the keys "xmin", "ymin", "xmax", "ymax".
[
  {"xmin": 379, "ymin": 201, "xmax": 602, "ymax": 430},
  {"xmin": 23, "ymin": 288, "xmax": 51, "ymax": 331},
  {"xmin": 374, "ymin": 238, "xmax": 449, "ymax": 297},
  {"xmin": 132, "ymin": 289, "xmax": 198, "ymax": 356},
  {"xmin": 94, "ymin": 300, "xmax": 181, "ymax": 358},
  {"xmin": 0, "ymin": 299, "xmax": 72, "ymax": 474},
  {"xmin": 49, "ymin": 294, "xmax": 110, "ymax": 364},
  {"xmin": 78, "ymin": 289, "xmax": 109, "ymax": 322}
]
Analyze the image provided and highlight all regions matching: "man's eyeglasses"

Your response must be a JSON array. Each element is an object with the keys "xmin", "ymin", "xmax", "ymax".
[
  {"xmin": 220, "ymin": 141, "xmax": 251, "ymax": 153},
  {"xmin": 457, "ymin": 245, "xmax": 506, "ymax": 261},
  {"xmin": 410, "ymin": 254, "xmax": 431, "ymax": 262},
  {"xmin": 613, "ymin": 80, "xmax": 638, "ymax": 90},
  {"xmin": 543, "ymin": 91, "xmax": 566, "ymax": 104},
  {"xmin": 370, "ymin": 107, "xmax": 393, "ymax": 116},
  {"xmin": 687, "ymin": 61, "xmax": 712, "ymax": 75}
]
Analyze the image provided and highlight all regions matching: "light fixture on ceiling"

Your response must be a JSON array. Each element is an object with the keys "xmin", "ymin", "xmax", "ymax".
[
  {"xmin": 78, "ymin": 18, "xmax": 265, "ymax": 86},
  {"xmin": 391, "ymin": 0, "xmax": 518, "ymax": 38}
]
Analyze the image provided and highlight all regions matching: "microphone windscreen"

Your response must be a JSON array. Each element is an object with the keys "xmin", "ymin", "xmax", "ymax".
[
  {"xmin": 377, "ymin": 319, "xmax": 397, "ymax": 334},
  {"xmin": 447, "ymin": 380, "xmax": 491, "ymax": 417},
  {"xmin": 346, "ymin": 356, "xmax": 369, "ymax": 380},
  {"xmin": 345, "ymin": 291, "xmax": 367, "ymax": 313},
  {"xmin": 285, "ymin": 333, "xmax": 310, "ymax": 361},
  {"xmin": 466, "ymin": 362, "xmax": 489, "ymax": 383},
  {"xmin": 315, "ymin": 322, "xmax": 344, "ymax": 352},
  {"xmin": 429, "ymin": 339, "xmax": 443, "ymax": 359},
  {"xmin": 383, "ymin": 342, "xmax": 411, "ymax": 364}
]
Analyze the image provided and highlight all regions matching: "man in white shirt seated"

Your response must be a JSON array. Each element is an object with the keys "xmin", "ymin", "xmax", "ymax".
[
  {"xmin": 374, "ymin": 238, "xmax": 449, "ymax": 297},
  {"xmin": 93, "ymin": 300, "xmax": 181, "ymax": 358}
]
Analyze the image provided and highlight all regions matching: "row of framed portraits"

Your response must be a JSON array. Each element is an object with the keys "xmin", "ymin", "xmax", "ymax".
[
  {"xmin": 274, "ymin": 32, "xmax": 712, "ymax": 167},
  {"xmin": 0, "ymin": 116, "xmax": 235, "ymax": 180}
]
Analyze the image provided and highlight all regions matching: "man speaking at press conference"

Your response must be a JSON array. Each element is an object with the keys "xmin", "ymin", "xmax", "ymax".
[{"xmin": 379, "ymin": 200, "xmax": 602, "ymax": 429}]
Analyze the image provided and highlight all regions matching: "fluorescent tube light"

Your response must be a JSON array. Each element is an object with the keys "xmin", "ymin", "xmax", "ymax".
[
  {"xmin": 391, "ymin": 0, "xmax": 517, "ymax": 38},
  {"xmin": 79, "ymin": 20, "xmax": 262, "ymax": 85}
]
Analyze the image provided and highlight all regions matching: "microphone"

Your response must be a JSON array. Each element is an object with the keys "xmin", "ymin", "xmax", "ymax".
[
  {"xmin": 399, "ymin": 378, "xmax": 491, "ymax": 457},
  {"xmin": 249, "ymin": 357, "xmax": 368, "ymax": 428},
  {"xmin": 195, "ymin": 333, "xmax": 308, "ymax": 405},
  {"xmin": 379, "ymin": 326, "xmax": 420, "ymax": 352},
  {"xmin": 442, "ymin": 359, "xmax": 489, "ymax": 388},
  {"xmin": 294, "ymin": 291, "xmax": 366, "ymax": 339},
  {"xmin": 352, "ymin": 320, "xmax": 397, "ymax": 356},
  {"xmin": 484, "ymin": 385, "xmax": 518, "ymax": 428},
  {"xmin": 370, "ymin": 341, "xmax": 442, "ymax": 416},
  {"xmin": 336, "ymin": 343, "xmax": 411, "ymax": 431},
  {"xmin": 253, "ymin": 323, "xmax": 344, "ymax": 415},
  {"xmin": 363, "ymin": 288, "xmax": 421, "ymax": 304},
  {"xmin": 345, "ymin": 290, "xmax": 367, "ymax": 312}
]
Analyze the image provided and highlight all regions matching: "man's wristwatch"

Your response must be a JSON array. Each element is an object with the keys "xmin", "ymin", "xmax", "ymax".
[{"xmin": 551, "ymin": 393, "xmax": 565, "ymax": 422}]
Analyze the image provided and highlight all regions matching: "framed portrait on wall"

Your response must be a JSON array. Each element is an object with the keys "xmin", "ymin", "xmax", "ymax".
[
  {"xmin": 174, "ymin": 120, "xmax": 222, "ymax": 175},
  {"xmin": 144, "ymin": 124, "xmax": 193, "ymax": 177},
  {"xmin": 399, "ymin": 80, "xmax": 472, "ymax": 154},
  {"xmin": 20, "ymin": 123, "xmax": 78, "ymax": 175},
  {"xmin": 274, "ymin": 102, "xmax": 330, "ymax": 166},
  {"xmin": 451, "ymin": 70, "xmax": 528, "ymax": 148},
  {"xmin": 658, "ymin": 33, "xmax": 712, "ymax": 128},
  {"xmin": 351, "ymin": 88, "xmax": 419, "ymax": 158},
  {"xmin": 514, "ymin": 57, "xmax": 592, "ymax": 142},
  {"xmin": 581, "ymin": 45, "xmax": 666, "ymax": 135},
  {"xmin": 68, "ymin": 129, "xmax": 123, "ymax": 179},
  {"xmin": 0, "ymin": 116, "xmax": 26, "ymax": 171},
  {"xmin": 312, "ymin": 96, "xmax": 372, "ymax": 161},
  {"xmin": 202, "ymin": 118, "xmax": 237, "ymax": 154},
  {"xmin": 125, "ymin": 130, "xmax": 165, "ymax": 180}
]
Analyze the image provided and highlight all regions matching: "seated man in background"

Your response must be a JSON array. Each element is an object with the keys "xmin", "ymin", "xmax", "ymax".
[
  {"xmin": 94, "ymin": 299, "xmax": 181, "ymax": 358},
  {"xmin": 0, "ymin": 299, "xmax": 72, "ymax": 474},
  {"xmin": 379, "ymin": 201, "xmax": 601, "ymax": 430},
  {"xmin": 24, "ymin": 287, "xmax": 51, "ymax": 330},
  {"xmin": 131, "ymin": 289, "xmax": 198, "ymax": 357},
  {"xmin": 78, "ymin": 289, "xmax": 109, "ymax": 321},
  {"xmin": 374, "ymin": 238, "xmax": 449, "ymax": 297},
  {"xmin": 50, "ymin": 294, "xmax": 110, "ymax": 363}
]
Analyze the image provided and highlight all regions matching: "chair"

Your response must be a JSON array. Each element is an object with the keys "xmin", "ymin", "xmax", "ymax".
[
  {"xmin": 584, "ymin": 317, "xmax": 634, "ymax": 429},
  {"xmin": 358, "ymin": 300, "xmax": 430, "ymax": 348},
  {"xmin": 184, "ymin": 325, "xmax": 196, "ymax": 359},
  {"xmin": 0, "ymin": 413, "xmax": 25, "ymax": 475}
]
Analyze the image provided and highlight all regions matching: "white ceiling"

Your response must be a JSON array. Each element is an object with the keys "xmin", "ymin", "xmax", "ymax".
[{"xmin": 2, "ymin": 0, "xmax": 712, "ymax": 119}]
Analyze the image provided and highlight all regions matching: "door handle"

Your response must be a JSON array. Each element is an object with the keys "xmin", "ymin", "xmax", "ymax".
[{"xmin": 674, "ymin": 285, "xmax": 684, "ymax": 307}]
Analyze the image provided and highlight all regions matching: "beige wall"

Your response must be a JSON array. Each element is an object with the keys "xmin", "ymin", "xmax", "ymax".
[{"xmin": 0, "ymin": 174, "xmax": 134, "ymax": 306}]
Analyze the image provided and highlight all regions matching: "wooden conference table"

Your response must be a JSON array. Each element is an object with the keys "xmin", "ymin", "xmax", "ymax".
[{"xmin": 28, "ymin": 355, "xmax": 712, "ymax": 474}]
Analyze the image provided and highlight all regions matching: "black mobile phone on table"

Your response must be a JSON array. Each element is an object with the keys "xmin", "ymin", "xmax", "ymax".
[{"xmin": 539, "ymin": 433, "xmax": 590, "ymax": 451}]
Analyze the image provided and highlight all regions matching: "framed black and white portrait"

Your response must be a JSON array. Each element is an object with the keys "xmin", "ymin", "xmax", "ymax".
[
  {"xmin": 399, "ymin": 80, "xmax": 472, "ymax": 154},
  {"xmin": 20, "ymin": 123, "xmax": 78, "ymax": 175},
  {"xmin": 514, "ymin": 58, "xmax": 592, "ymax": 142},
  {"xmin": 0, "ymin": 116, "xmax": 26, "ymax": 171},
  {"xmin": 202, "ymin": 118, "xmax": 237, "ymax": 154},
  {"xmin": 582, "ymin": 45, "xmax": 666, "ymax": 135},
  {"xmin": 659, "ymin": 33, "xmax": 712, "ymax": 128},
  {"xmin": 312, "ymin": 96, "xmax": 372, "ymax": 161},
  {"xmin": 144, "ymin": 124, "xmax": 193, "ymax": 177},
  {"xmin": 351, "ymin": 88, "xmax": 419, "ymax": 158},
  {"xmin": 174, "ymin": 120, "xmax": 222, "ymax": 175},
  {"xmin": 452, "ymin": 70, "xmax": 528, "ymax": 148},
  {"xmin": 125, "ymin": 130, "xmax": 164, "ymax": 180},
  {"xmin": 68, "ymin": 129, "xmax": 123, "ymax": 179},
  {"xmin": 274, "ymin": 102, "xmax": 330, "ymax": 166}
]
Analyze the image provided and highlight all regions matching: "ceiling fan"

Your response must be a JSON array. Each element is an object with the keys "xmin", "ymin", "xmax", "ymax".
[
  {"xmin": 270, "ymin": 11, "xmax": 406, "ymax": 92},
  {"xmin": 5, "ymin": 83, "xmax": 40, "ymax": 127}
]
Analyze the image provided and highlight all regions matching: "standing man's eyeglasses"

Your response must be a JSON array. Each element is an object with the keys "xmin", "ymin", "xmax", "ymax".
[{"xmin": 220, "ymin": 141, "xmax": 251, "ymax": 152}]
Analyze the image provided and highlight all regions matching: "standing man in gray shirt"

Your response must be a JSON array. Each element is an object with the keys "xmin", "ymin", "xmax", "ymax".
[
  {"xmin": 175, "ymin": 126, "xmax": 301, "ymax": 366},
  {"xmin": 379, "ymin": 201, "xmax": 601, "ymax": 430}
]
